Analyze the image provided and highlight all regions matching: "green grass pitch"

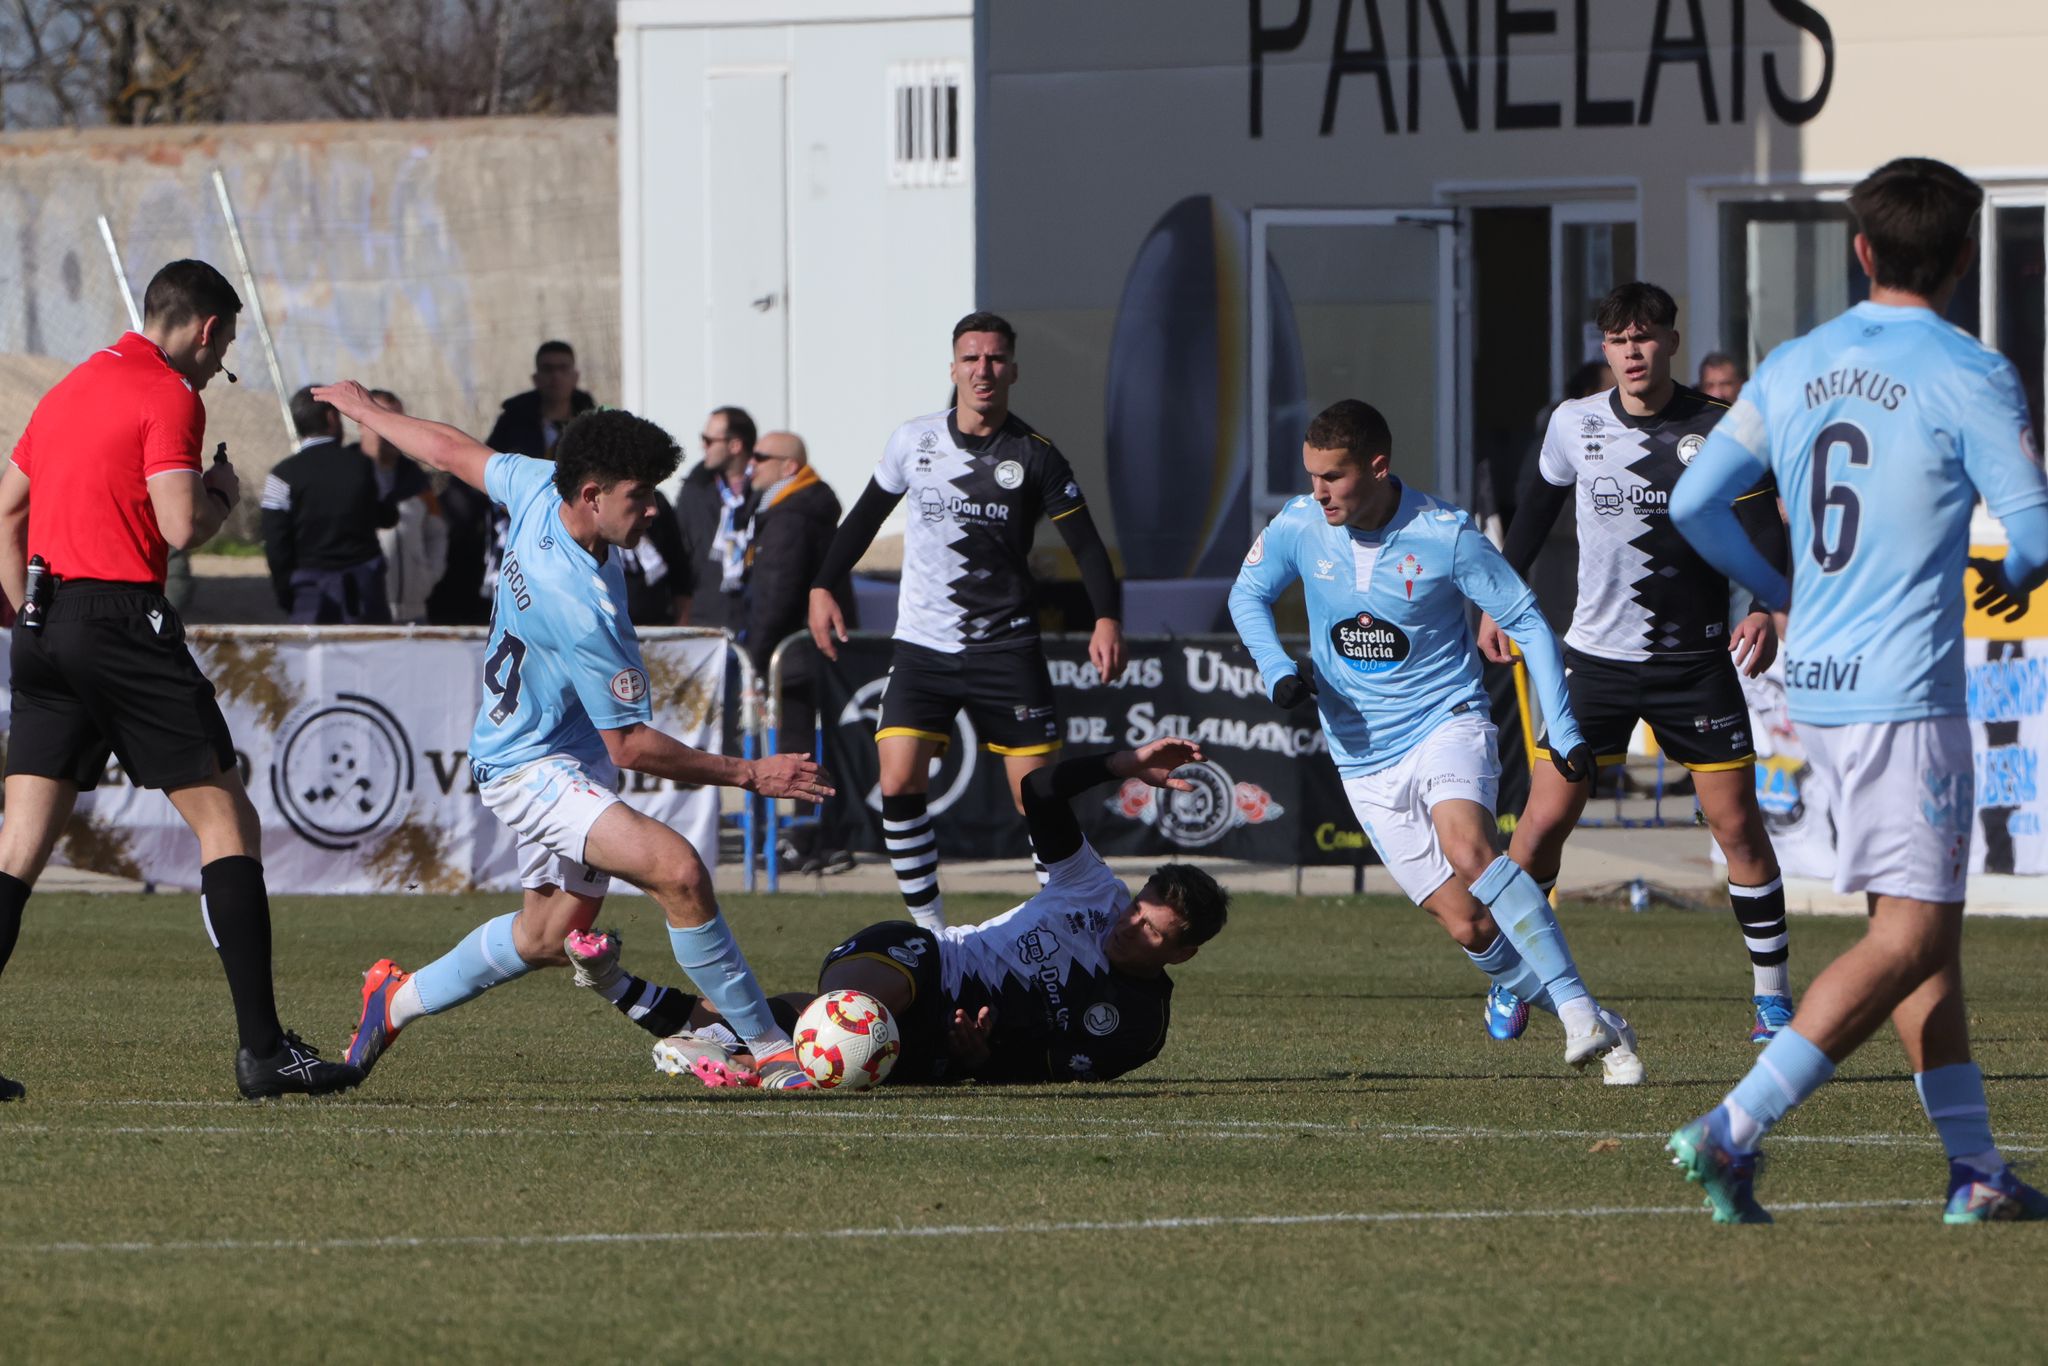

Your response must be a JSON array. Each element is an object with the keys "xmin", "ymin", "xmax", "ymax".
[{"xmin": 3, "ymin": 891, "xmax": 2046, "ymax": 1362}]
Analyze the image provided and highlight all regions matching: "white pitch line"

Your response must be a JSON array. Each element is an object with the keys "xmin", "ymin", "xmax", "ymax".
[
  {"xmin": 7, "ymin": 1119, "xmax": 2036, "ymax": 1154},
  {"xmin": 0, "ymin": 1123, "xmax": 1295, "ymax": 1143},
  {"xmin": 0, "ymin": 1199, "xmax": 1928, "ymax": 1258}
]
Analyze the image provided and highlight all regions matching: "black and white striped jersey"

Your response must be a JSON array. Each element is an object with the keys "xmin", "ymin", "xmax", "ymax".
[
  {"xmin": 1538, "ymin": 385, "xmax": 1780, "ymax": 660},
  {"xmin": 874, "ymin": 409, "xmax": 1088, "ymax": 654}
]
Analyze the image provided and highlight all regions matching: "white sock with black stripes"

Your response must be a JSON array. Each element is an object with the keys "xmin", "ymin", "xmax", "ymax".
[
  {"xmin": 1728, "ymin": 876, "xmax": 1791, "ymax": 996},
  {"xmin": 587, "ymin": 968, "xmax": 699, "ymax": 1039},
  {"xmin": 882, "ymin": 792, "xmax": 945, "ymax": 931}
]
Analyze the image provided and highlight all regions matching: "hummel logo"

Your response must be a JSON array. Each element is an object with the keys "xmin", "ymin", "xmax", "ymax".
[{"xmin": 146, "ymin": 610, "xmax": 164, "ymax": 634}]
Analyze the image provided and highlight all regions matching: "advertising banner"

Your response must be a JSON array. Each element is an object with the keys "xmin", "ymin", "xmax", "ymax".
[
  {"xmin": 0, "ymin": 628, "xmax": 728, "ymax": 893},
  {"xmin": 1736, "ymin": 558, "xmax": 2046, "ymax": 879},
  {"xmin": 813, "ymin": 635, "xmax": 1371, "ymax": 866}
]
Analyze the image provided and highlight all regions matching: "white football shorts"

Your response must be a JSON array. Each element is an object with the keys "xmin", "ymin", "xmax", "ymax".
[
  {"xmin": 1796, "ymin": 717, "xmax": 1973, "ymax": 903},
  {"xmin": 1341, "ymin": 712, "xmax": 1501, "ymax": 905},
  {"xmin": 478, "ymin": 753, "xmax": 622, "ymax": 898}
]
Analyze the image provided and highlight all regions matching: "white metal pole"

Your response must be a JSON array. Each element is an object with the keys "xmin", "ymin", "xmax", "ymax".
[
  {"xmin": 96, "ymin": 215, "xmax": 142, "ymax": 330},
  {"xmin": 210, "ymin": 168, "xmax": 296, "ymax": 444}
]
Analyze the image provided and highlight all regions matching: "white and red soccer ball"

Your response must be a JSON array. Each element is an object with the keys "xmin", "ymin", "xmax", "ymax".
[{"xmin": 793, "ymin": 990, "xmax": 901, "ymax": 1090}]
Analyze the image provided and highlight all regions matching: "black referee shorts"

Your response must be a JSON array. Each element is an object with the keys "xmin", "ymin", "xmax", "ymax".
[
  {"xmin": 876, "ymin": 640, "xmax": 1062, "ymax": 756},
  {"xmin": 7, "ymin": 581, "xmax": 237, "ymax": 791}
]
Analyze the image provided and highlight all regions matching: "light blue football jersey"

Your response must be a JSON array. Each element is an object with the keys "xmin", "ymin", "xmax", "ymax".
[
  {"xmin": 466, "ymin": 454, "xmax": 653, "ymax": 783},
  {"xmin": 1229, "ymin": 483, "xmax": 1580, "ymax": 776},
  {"xmin": 1694, "ymin": 302, "xmax": 2048, "ymax": 723}
]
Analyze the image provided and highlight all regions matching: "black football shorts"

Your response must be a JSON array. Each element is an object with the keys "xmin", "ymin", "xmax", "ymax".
[
  {"xmin": 7, "ymin": 581, "xmax": 236, "ymax": 791},
  {"xmin": 875, "ymin": 639, "xmax": 1061, "ymax": 756},
  {"xmin": 1540, "ymin": 645, "xmax": 1756, "ymax": 772}
]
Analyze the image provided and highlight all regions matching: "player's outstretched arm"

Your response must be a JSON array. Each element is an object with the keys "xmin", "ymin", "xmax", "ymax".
[
  {"xmin": 1020, "ymin": 738, "xmax": 1203, "ymax": 867},
  {"xmin": 1229, "ymin": 516, "xmax": 1304, "ymax": 698},
  {"xmin": 1671, "ymin": 429, "xmax": 1788, "ymax": 612},
  {"xmin": 807, "ymin": 478, "xmax": 900, "ymax": 660},
  {"xmin": 601, "ymin": 723, "xmax": 836, "ymax": 801},
  {"xmin": 1452, "ymin": 521, "xmax": 1592, "ymax": 780},
  {"xmin": 311, "ymin": 381, "xmax": 494, "ymax": 494}
]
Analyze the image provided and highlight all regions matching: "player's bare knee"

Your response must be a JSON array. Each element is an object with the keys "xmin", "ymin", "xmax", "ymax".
[{"xmin": 1444, "ymin": 840, "xmax": 1497, "ymax": 888}]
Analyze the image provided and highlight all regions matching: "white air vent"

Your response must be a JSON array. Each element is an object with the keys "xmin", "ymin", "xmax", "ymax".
[{"xmin": 888, "ymin": 62, "xmax": 964, "ymax": 188}]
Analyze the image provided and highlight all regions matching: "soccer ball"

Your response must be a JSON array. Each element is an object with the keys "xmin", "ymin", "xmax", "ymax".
[{"xmin": 793, "ymin": 990, "xmax": 901, "ymax": 1090}]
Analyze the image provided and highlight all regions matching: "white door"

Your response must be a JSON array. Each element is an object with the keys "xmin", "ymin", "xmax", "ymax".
[
  {"xmin": 1250, "ymin": 209, "xmax": 1460, "ymax": 533},
  {"xmin": 705, "ymin": 71, "xmax": 789, "ymax": 426}
]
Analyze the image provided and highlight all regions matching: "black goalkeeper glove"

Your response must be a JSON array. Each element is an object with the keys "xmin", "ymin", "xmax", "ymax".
[
  {"xmin": 1271, "ymin": 668, "xmax": 1316, "ymax": 710},
  {"xmin": 1969, "ymin": 556, "xmax": 2031, "ymax": 623},
  {"xmin": 1550, "ymin": 741, "xmax": 1596, "ymax": 784}
]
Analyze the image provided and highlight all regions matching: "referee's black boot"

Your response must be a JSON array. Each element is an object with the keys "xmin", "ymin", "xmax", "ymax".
[
  {"xmin": 0, "ymin": 1070, "xmax": 23, "ymax": 1102},
  {"xmin": 235, "ymin": 1030, "xmax": 364, "ymax": 1099}
]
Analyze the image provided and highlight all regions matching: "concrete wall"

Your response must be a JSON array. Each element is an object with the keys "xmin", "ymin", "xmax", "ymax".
[{"xmin": 0, "ymin": 116, "xmax": 621, "ymax": 534}]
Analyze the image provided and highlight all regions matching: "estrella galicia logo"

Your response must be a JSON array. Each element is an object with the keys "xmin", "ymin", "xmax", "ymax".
[
  {"xmin": 1330, "ymin": 612, "xmax": 1410, "ymax": 674},
  {"xmin": 269, "ymin": 693, "xmax": 414, "ymax": 851}
]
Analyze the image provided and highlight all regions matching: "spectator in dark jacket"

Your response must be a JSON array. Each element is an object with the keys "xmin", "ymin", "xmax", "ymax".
[
  {"xmin": 745, "ymin": 430, "xmax": 854, "ymax": 869},
  {"xmin": 485, "ymin": 340, "xmax": 595, "ymax": 460},
  {"xmin": 472, "ymin": 339, "xmax": 596, "ymax": 613},
  {"xmin": 674, "ymin": 405, "xmax": 756, "ymax": 629},
  {"xmin": 261, "ymin": 386, "xmax": 395, "ymax": 623}
]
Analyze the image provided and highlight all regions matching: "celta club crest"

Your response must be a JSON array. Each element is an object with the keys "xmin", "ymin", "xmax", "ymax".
[{"xmin": 1395, "ymin": 553, "xmax": 1422, "ymax": 598}]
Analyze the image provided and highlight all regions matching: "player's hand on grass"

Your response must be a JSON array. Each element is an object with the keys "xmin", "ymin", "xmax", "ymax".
[
  {"xmin": 1475, "ymin": 612, "xmax": 1515, "ymax": 665},
  {"xmin": 808, "ymin": 587, "xmax": 849, "ymax": 660},
  {"xmin": 1113, "ymin": 738, "xmax": 1205, "ymax": 790},
  {"xmin": 1270, "ymin": 666, "xmax": 1316, "ymax": 710},
  {"xmin": 1727, "ymin": 610, "xmax": 1777, "ymax": 677},
  {"xmin": 1969, "ymin": 556, "xmax": 2031, "ymax": 623},
  {"xmin": 1090, "ymin": 617, "xmax": 1125, "ymax": 685},
  {"xmin": 946, "ymin": 1006, "xmax": 995, "ymax": 1068},
  {"xmin": 1550, "ymin": 740, "xmax": 1596, "ymax": 784},
  {"xmin": 748, "ymin": 752, "xmax": 836, "ymax": 802}
]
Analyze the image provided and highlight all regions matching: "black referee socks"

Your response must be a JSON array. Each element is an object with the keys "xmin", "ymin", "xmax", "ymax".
[
  {"xmin": 0, "ymin": 871, "xmax": 28, "ymax": 978},
  {"xmin": 199, "ymin": 856, "xmax": 284, "ymax": 1056}
]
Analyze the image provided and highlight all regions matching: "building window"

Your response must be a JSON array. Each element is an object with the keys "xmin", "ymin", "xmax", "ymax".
[
  {"xmin": 888, "ymin": 62, "xmax": 963, "ymax": 188},
  {"xmin": 1994, "ymin": 205, "xmax": 2045, "ymax": 438}
]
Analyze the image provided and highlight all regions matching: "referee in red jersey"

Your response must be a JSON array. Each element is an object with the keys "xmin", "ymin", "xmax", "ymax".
[{"xmin": 0, "ymin": 260, "xmax": 360, "ymax": 1100}]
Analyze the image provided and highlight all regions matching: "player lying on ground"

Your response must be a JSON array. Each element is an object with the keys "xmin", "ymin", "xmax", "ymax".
[
  {"xmin": 1231, "ymin": 399, "xmax": 1641, "ymax": 1083},
  {"xmin": 1667, "ymin": 157, "xmax": 2048, "ymax": 1223},
  {"xmin": 1478, "ymin": 280, "xmax": 1797, "ymax": 1046},
  {"xmin": 564, "ymin": 738, "xmax": 1228, "ymax": 1086},
  {"xmin": 311, "ymin": 381, "xmax": 835, "ymax": 1090}
]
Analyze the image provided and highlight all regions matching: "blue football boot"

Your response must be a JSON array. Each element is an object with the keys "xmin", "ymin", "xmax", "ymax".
[{"xmin": 1668, "ymin": 1107, "xmax": 1772, "ymax": 1224}]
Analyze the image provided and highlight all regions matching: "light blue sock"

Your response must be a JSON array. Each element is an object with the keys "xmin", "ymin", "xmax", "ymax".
[
  {"xmin": 1723, "ymin": 1026, "xmax": 1836, "ymax": 1149},
  {"xmin": 1471, "ymin": 856, "xmax": 1589, "ymax": 1010},
  {"xmin": 1464, "ymin": 932, "xmax": 1556, "ymax": 1015},
  {"xmin": 1915, "ymin": 1062, "xmax": 2001, "ymax": 1168},
  {"xmin": 669, "ymin": 913, "xmax": 790, "ymax": 1055},
  {"xmin": 410, "ymin": 912, "xmax": 533, "ymax": 1014}
]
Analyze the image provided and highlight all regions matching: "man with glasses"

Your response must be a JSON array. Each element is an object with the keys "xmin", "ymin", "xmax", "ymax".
[
  {"xmin": 675, "ymin": 406, "xmax": 756, "ymax": 630},
  {"xmin": 744, "ymin": 432, "xmax": 855, "ymax": 870}
]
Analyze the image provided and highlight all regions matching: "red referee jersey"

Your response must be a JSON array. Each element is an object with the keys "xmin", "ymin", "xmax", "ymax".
[{"xmin": 10, "ymin": 332, "xmax": 206, "ymax": 585}]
